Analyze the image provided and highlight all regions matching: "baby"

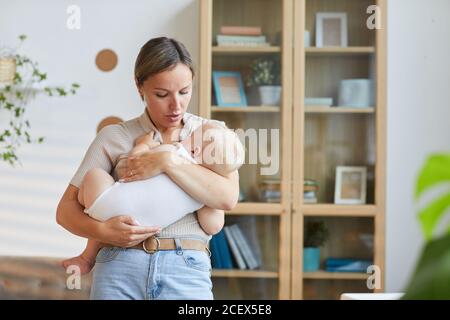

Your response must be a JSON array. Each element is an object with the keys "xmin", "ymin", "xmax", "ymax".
[{"xmin": 62, "ymin": 122, "xmax": 244, "ymax": 274}]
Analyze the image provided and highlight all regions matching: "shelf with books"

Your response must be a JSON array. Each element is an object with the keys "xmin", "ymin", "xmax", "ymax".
[
  {"xmin": 292, "ymin": 0, "xmax": 386, "ymax": 299},
  {"xmin": 208, "ymin": 214, "xmax": 283, "ymax": 299}
]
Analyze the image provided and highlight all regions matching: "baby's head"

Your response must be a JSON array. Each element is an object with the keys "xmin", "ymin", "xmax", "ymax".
[{"xmin": 180, "ymin": 122, "xmax": 244, "ymax": 176}]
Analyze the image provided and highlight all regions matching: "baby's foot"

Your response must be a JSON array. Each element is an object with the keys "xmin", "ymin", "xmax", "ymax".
[{"xmin": 61, "ymin": 255, "xmax": 95, "ymax": 275}]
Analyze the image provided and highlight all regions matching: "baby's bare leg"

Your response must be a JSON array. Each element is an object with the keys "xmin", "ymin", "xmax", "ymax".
[
  {"xmin": 61, "ymin": 239, "xmax": 103, "ymax": 275},
  {"xmin": 79, "ymin": 168, "xmax": 115, "ymax": 209}
]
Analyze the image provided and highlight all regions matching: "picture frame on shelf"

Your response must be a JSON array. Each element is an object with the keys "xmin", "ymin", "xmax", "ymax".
[
  {"xmin": 334, "ymin": 166, "xmax": 367, "ymax": 204},
  {"xmin": 212, "ymin": 71, "xmax": 247, "ymax": 107},
  {"xmin": 316, "ymin": 12, "xmax": 348, "ymax": 48}
]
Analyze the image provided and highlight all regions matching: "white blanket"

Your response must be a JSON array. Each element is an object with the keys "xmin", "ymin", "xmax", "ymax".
[{"xmin": 84, "ymin": 146, "xmax": 203, "ymax": 227}]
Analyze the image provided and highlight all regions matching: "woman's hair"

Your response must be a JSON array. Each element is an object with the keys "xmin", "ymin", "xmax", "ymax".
[{"xmin": 134, "ymin": 37, "xmax": 194, "ymax": 99}]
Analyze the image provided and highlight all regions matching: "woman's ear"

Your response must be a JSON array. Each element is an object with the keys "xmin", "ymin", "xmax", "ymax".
[{"xmin": 135, "ymin": 78, "xmax": 144, "ymax": 100}]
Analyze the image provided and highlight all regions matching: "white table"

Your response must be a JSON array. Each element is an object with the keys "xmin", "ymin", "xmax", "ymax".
[{"xmin": 340, "ymin": 293, "xmax": 404, "ymax": 300}]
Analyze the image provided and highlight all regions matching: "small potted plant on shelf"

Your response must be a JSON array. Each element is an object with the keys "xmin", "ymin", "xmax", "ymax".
[
  {"xmin": 304, "ymin": 220, "xmax": 329, "ymax": 272},
  {"xmin": 246, "ymin": 57, "xmax": 281, "ymax": 106}
]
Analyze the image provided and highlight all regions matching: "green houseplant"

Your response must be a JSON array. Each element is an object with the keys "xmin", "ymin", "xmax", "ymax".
[
  {"xmin": 402, "ymin": 153, "xmax": 450, "ymax": 299},
  {"xmin": 246, "ymin": 57, "xmax": 281, "ymax": 106},
  {"xmin": 0, "ymin": 35, "xmax": 79, "ymax": 166},
  {"xmin": 303, "ymin": 220, "xmax": 329, "ymax": 272}
]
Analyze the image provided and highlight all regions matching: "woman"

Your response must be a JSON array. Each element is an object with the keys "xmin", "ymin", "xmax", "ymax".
[{"xmin": 56, "ymin": 37, "xmax": 240, "ymax": 300}]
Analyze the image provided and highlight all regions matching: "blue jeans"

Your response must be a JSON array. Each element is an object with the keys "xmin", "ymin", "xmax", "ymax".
[{"xmin": 90, "ymin": 238, "xmax": 213, "ymax": 300}]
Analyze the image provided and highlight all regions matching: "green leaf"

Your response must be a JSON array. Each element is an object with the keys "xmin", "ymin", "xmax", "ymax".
[
  {"xmin": 19, "ymin": 34, "xmax": 27, "ymax": 41},
  {"xmin": 416, "ymin": 154, "xmax": 450, "ymax": 199},
  {"xmin": 56, "ymin": 88, "xmax": 67, "ymax": 96},
  {"xmin": 419, "ymin": 193, "xmax": 450, "ymax": 240},
  {"xmin": 402, "ymin": 233, "xmax": 450, "ymax": 299}
]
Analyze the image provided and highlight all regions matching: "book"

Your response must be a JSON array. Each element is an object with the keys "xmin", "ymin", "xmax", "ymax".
[
  {"xmin": 231, "ymin": 224, "xmax": 260, "ymax": 269},
  {"xmin": 223, "ymin": 226, "xmax": 246, "ymax": 269},
  {"xmin": 217, "ymin": 35, "xmax": 267, "ymax": 43},
  {"xmin": 216, "ymin": 35, "xmax": 269, "ymax": 47},
  {"xmin": 234, "ymin": 217, "xmax": 263, "ymax": 267},
  {"xmin": 217, "ymin": 42, "xmax": 270, "ymax": 47},
  {"xmin": 325, "ymin": 258, "xmax": 373, "ymax": 272},
  {"xmin": 220, "ymin": 26, "xmax": 262, "ymax": 36},
  {"xmin": 209, "ymin": 235, "xmax": 222, "ymax": 268},
  {"xmin": 215, "ymin": 229, "xmax": 233, "ymax": 269}
]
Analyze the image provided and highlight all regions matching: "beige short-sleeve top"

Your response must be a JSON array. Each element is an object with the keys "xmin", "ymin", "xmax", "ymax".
[{"xmin": 69, "ymin": 110, "xmax": 225, "ymax": 241}]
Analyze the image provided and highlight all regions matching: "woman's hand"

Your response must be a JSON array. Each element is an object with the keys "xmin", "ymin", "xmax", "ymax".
[
  {"xmin": 97, "ymin": 215, "xmax": 161, "ymax": 248},
  {"xmin": 120, "ymin": 149, "xmax": 189, "ymax": 182}
]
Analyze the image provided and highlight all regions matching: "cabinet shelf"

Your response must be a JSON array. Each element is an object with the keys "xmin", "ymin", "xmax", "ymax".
[
  {"xmin": 212, "ymin": 106, "xmax": 280, "ymax": 113},
  {"xmin": 303, "ymin": 271, "xmax": 368, "ymax": 280},
  {"xmin": 226, "ymin": 202, "xmax": 283, "ymax": 216},
  {"xmin": 305, "ymin": 47, "xmax": 375, "ymax": 55},
  {"xmin": 301, "ymin": 204, "xmax": 376, "ymax": 217},
  {"xmin": 305, "ymin": 106, "xmax": 375, "ymax": 113},
  {"xmin": 212, "ymin": 269, "xmax": 278, "ymax": 279},
  {"xmin": 212, "ymin": 46, "xmax": 281, "ymax": 55},
  {"xmin": 201, "ymin": 0, "xmax": 386, "ymax": 300}
]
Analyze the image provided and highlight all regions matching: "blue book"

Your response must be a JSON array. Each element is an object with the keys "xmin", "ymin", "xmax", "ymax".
[
  {"xmin": 209, "ymin": 235, "xmax": 222, "ymax": 268},
  {"xmin": 325, "ymin": 258, "xmax": 372, "ymax": 272},
  {"xmin": 215, "ymin": 229, "xmax": 234, "ymax": 269}
]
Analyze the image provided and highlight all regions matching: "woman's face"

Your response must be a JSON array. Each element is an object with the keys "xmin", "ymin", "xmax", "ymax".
[{"xmin": 139, "ymin": 63, "xmax": 193, "ymax": 130}]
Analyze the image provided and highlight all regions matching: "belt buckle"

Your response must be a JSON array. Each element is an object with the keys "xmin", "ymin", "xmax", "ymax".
[{"xmin": 142, "ymin": 236, "xmax": 160, "ymax": 254}]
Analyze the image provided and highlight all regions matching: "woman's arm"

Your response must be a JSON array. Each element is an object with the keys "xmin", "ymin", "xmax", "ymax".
[
  {"xmin": 165, "ymin": 160, "xmax": 239, "ymax": 211},
  {"xmin": 121, "ymin": 151, "xmax": 240, "ymax": 210},
  {"xmin": 56, "ymin": 185, "xmax": 160, "ymax": 247},
  {"xmin": 196, "ymin": 206, "xmax": 225, "ymax": 235}
]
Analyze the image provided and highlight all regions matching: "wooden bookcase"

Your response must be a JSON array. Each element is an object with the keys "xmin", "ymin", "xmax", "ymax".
[{"xmin": 199, "ymin": 0, "xmax": 386, "ymax": 300}]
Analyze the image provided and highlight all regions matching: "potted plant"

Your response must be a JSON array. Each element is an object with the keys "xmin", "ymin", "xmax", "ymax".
[
  {"xmin": 303, "ymin": 220, "xmax": 329, "ymax": 272},
  {"xmin": 246, "ymin": 57, "xmax": 281, "ymax": 106},
  {"xmin": 0, "ymin": 35, "xmax": 79, "ymax": 166},
  {"xmin": 402, "ymin": 153, "xmax": 450, "ymax": 299}
]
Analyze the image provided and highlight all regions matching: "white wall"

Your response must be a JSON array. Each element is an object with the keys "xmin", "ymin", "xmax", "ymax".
[
  {"xmin": 386, "ymin": 0, "xmax": 450, "ymax": 292},
  {"xmin": 0, "ymin": 0, "xmax": 199, "ymax": 257},
  {"xmin": 1, "ymin": 0, "xmax": 450, "ymax": 294}
]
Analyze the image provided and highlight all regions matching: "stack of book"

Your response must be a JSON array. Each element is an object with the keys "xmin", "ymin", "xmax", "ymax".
[
  {"xmin": 304, "ymin": 179, "xmax": 318, "ymax": 204},
  {"xmin": 216, "ymin": 25, "xmax": 269, "ymax": 47},
  {"xmin": 259, "ymin": 179, "xmax": 281, "ymax": 203},
  {"xmin": 210, "ymin": 224, "xmax": 261, "ymax": 270}
]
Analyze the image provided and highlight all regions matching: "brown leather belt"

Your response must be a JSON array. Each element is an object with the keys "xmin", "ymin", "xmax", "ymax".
[{"xmin": 131, "ymin": 236, "xmax": 211, "ymax": 256}]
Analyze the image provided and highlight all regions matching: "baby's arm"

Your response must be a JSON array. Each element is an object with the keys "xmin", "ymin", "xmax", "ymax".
[{"xmin": 196, "ymin": 206, "xmax": 225, "ymax": 235}]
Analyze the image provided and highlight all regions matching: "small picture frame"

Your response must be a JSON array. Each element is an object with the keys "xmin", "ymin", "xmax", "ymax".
[
  {"xmin": 212, "ymin": 71, "xmax": 247, "ymax": 107},
  {"xmin": 316, "ymin": 12, "xmax": 348, "ymax": 48},
  {"xmin": 334, "ymin": 166, "xmax": 367, "ymax": 204}
]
